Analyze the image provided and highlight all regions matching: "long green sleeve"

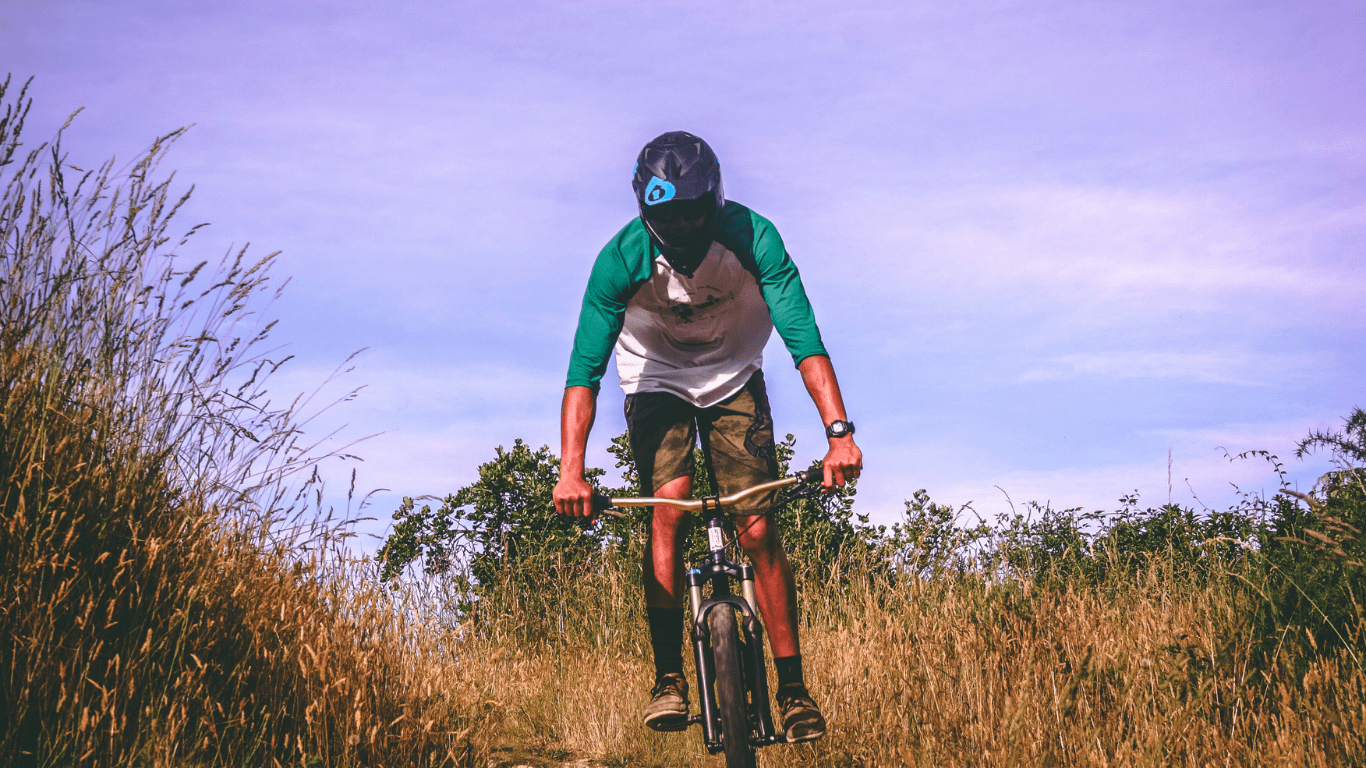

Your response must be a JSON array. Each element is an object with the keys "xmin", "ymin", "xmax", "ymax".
[{"xmin": 565, "ymin": 222, "xmax": 653, "ymax": 391}]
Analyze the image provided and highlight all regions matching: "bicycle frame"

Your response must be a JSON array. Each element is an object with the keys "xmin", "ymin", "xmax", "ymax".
[
  {"xmin": 687, "ymin": 496, "xmax": 781, "ymax": 751},
  {"xmin": 595, "ymin": 469, "xmax": 823, "ymax": 755}
]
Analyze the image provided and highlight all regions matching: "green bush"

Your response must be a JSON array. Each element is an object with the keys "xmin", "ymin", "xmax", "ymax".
[
  {"xmin": 1251, "ymin": 408, "xmax": 1366, "ymax": 662},
  {"xmin": 376, "ymin": 431, "xmax": 870, "ymax": 626},
  {"xmin": 377, "ymin": 440, "xmax": 607, "ymax": 588}
]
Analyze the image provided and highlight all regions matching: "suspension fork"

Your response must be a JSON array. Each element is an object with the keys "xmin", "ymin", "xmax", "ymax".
[
  {"xmin": 694, "ymin": 503, "xmax": 732, "ymax": 750},
  {"xmin": 687, "ymin": 567, "xmax": 721, "ymax": 750},
  {"xmin": 688, "ymin": 572, "xmax": 780, "ymax": 747},
  {"xmin": 738, "ymin": 561, "xmax": 779, "ymax": 744}
]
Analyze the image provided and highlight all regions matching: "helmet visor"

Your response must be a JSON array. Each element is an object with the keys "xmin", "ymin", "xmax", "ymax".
[{"xmin": 640, "ymin": 193, "xmax": 716, "ymax": 250}]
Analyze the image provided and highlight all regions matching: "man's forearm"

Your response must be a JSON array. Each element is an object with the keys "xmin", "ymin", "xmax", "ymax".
[
  {"xmin": 560, "ymin": 385, "xmax": 598, "ymax": 477},
  {"xmin": 797, "ymin": 355, "xmax": 848, "ymax": 426},
  {"xmin": 797, "ymin": 354, "xmax": 862, "ymax": 487}
]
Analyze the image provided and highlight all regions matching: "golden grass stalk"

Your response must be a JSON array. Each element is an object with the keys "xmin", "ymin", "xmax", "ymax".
[{"xmin": 0, "ymin": 76, "xmax": 485, "ymax": 767}]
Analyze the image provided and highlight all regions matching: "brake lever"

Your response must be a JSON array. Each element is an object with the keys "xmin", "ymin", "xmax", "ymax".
[{"xmin": 779, "ymin": 480, "xmax": 826, "ymax": 506}]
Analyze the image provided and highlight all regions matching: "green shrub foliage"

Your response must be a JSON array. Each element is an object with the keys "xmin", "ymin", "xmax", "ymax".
[
  {"xmin": 377, "ymin": 439, "xmax": 609, "ymax": 590},
  {"xmin": 383, "ymin": 404, "xmax": 1366, "ymax": 670},
  {"xmin": 1253, "ymin": 409, "xmax": 1366, "ymax": 662},
  {"xmin": 375, "ymin": 432, "xmax": 868, "ymax": 615}
]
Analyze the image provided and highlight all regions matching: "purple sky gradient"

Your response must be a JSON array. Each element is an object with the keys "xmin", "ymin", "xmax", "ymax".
[{"xmin": 4, "ymin": 0, "xmax": 1362, "ymax": 544}]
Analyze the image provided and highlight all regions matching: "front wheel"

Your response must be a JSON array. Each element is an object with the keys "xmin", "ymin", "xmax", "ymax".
[{"xmin": 710, "ymin": 608, "xmax": 757, "ymax": 768}]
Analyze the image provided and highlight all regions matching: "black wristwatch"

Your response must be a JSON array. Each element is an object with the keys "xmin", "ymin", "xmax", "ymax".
[{"xmin": 825, "ymin": 420, "xmax": 855, "ymax": 439}]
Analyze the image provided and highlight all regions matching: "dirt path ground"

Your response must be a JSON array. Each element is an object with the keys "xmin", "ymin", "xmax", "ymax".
[
  {"xmin": 486, "ymin": 744, "xmax": 608, "ymax": 768},
  {"xmin": 496, "ymin": 762, "xmax": 603, "ymax": 768},
  {"xmin": 494, "ymin": 759, "xmax": 605, "ymax": 768}
]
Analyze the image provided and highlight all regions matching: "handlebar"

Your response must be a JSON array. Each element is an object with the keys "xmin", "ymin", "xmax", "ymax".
[{"xmin": 590, "ymin": 467, "xmax": 825, "ymax": 518}]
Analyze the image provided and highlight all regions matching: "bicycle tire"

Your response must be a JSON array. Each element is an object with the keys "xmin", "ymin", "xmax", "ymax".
[{"xmin": 710, "ymin": 608, "xmax": 757, "ymax": 768}]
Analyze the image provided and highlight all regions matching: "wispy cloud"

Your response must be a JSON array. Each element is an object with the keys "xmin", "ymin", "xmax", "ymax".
[
  {"xmin": 1017, "ymin": 350, "xmax": 1325, "ymax": 386},
  {"xmin": 831, "ymin": 183, "xmax": 1365, "ymax": 321}
]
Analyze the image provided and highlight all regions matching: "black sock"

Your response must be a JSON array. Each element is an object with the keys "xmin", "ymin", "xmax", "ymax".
[
  {"xmin": 647, "ymin": 607, "xmax": 686, "ymax": 679},
  {"xmin": 774, "ymin": 654, "xmax": 804, "ymax": 688}
]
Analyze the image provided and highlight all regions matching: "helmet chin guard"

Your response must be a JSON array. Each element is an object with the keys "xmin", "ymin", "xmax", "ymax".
[{"xmin": 632, "ymin": 131, "xmax": 725, "ymax": 275}]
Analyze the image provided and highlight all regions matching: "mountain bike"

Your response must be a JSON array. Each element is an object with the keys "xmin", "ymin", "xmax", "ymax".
[{"xmin": 592, "ymin": 467, "xmax": 827, "ymax": 768}]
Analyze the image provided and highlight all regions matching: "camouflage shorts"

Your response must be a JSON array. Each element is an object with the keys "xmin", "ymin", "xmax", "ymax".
[{"xmin": 624, "ymin": 371, "xmax": 780, "ymax": 516}]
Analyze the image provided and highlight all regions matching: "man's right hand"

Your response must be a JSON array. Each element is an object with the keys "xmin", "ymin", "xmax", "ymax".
[
  {"xmin": 557, "ymin": 386, "xmax": 599, "ymax": 519},
  {"xmin": 554, "ymin": 473, "xmax": 597, "ymax": 519}
]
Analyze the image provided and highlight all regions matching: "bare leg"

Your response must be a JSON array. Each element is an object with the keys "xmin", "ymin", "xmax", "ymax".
[
  {"xmin": 736, "ymin": 514, "xmax": 800, "ymax": 658},
  {"xmin": 643, "ymin": 475, "xmax": 692, "ymax": 609}
]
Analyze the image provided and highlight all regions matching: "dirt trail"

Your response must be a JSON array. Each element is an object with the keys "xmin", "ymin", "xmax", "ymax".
[
  {"xmin": 486, "ymin": 745, "xmax": 608, "ymax": 768},
  {"xmin": 489, "ymin": 754, "xmax": 601, "ymax": 759}
]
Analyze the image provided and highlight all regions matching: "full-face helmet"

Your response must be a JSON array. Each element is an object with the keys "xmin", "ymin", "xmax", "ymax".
[{"xmin": 631, "ymin": 131, "xmax": 725, "ymax": 274}]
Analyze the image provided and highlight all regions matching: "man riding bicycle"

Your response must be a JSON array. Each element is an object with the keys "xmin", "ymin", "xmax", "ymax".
[{"xmin": 553, "ymin": 131, "xmax": 862, "ymax": 744}]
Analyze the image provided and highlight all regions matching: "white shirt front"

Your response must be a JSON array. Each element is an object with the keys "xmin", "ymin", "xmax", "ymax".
[{"xmin": 615, "ymin": 241, "xmax": 775, "ymax": 408}]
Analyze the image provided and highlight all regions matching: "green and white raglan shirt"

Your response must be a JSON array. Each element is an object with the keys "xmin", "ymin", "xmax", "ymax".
[{"xmin": 566, "ymin": 201, "xmax": 827, "ymax": 408}]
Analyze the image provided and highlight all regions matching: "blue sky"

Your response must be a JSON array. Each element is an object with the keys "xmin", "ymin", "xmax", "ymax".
[{"xmin": 4, "ymin": 0, "xmax": 1362, "ymax": 545}]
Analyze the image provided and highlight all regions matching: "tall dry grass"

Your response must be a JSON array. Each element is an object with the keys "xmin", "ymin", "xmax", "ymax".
[
  {"xmin": 377, "ymin": 408, "xmax": 1366, "ymax": 768},
  {"xmin": 0, "ymin": 76, "xmax": 488, "ymax": 767},
  {"xmin": 444, "ymin": 533, "xmax": 1365, "ymax": 768}
]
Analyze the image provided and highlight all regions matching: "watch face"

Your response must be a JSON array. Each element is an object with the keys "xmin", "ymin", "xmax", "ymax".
[{"xmin": 827, "ymin": 420, "xmax": 853, "ymax": 437}]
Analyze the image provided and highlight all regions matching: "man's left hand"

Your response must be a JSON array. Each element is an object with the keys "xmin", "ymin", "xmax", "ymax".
[{"xmin": 821, "ymin": 436, "xmax": 862, "ymax": 489}]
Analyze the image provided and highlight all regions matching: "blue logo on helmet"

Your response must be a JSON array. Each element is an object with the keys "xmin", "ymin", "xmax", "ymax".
[{"xmin": 643, "ymin": 176, "xmax": 676, "ymax": 206}]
